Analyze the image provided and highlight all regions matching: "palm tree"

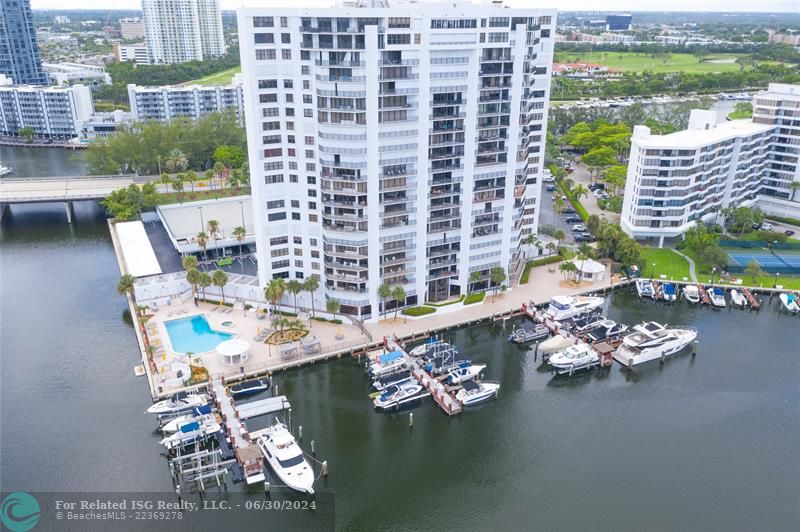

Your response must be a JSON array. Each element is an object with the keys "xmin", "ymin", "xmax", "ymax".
[
  {"xmin": 572, "ymin": 184, "xmax": 589, "ymax": 201},
  {"xmin": 546, "ymin": 241, "xmax": 558, "ymax": 256},
  {"xmin": 391, "ymin": 286, "xmax": 406, "ymax": 320},
  {"xmin": 182, "ymin": 255, "xmax": 198, "ymax": 271},
  {"xmin": 232, "ymin": 225, "xmax": 246, "ymax": 264},
  {"xmin": 198, "ymin": 271, "xmax": 211, "ymax": 301},
  {"xmin": 207, "ymin": 220, "xmax": 220, "ymax": 258},
  {"xmin": 303, "ymin": 275, "xmax": 320, "ymax": 318},
  {"xmin": 286, "ymin": 279, "xmax": 303, "ymax": 313},
  {"xmin": 205, "ymin": 169, "xmax": 215, "ymax": 192},
  {"xmin": 326, "ymin": 298, "xmax": 341, "ymax": 321},
  {"xmin": 186, "ymin": 267, "xmax": 201, "ymax": 298},
  {"xmin": 117, "ymin": 273, "xmax": 135, "ymax": 296},
  {"xmin": 185, "ymin": 170, "xmax": 197, "ymax": 194},
  {"xmin": 171, "ymin": 178, "xmax": 184, "ymax": 203},
  {"xmin": 213, "ymin": 162, "xmax": 225, "ymax": 192},
  {"xmin": 264, "ymin": 278, "xmax": 286, "ymax": 314},
  {"xmin": 469, "ymin": 271, "xmax": 482, "ymax": 295},
  {"xmin": 196, "ymin": 231, "xmax": 209, "ymax": 261},
  {"xmin": 165, "ymin": 148, "xmax": 188, "ymax": 174},
  {"xmin": 211, "ymin": 269, "xmax": 228, "ymax": 305},
  {"xmin": 553, "ymin": 196, "xmax": 566, "ymax": 220},
  {"xmin": 231, "ymin": 168, "xmax": 243, "ymax": 192},
  {"xmin": 489, "ymin": 266, "xmax": 506, "ymax": 300},
  {"xmin": 552, "ymin": 229, "xmax": 566, "ymax": 249},
  {"xmin": 378, "ymin": 283, "xmax": 392, "ymax": 319},
  {"xmin": 790, "ymin": 181, "xmax": 800, "ymax": 202},
  {"xmin": 160, "ymin": 172, "xmax": 171, "ymax": 193},
  {"xmin": 559, "ymin": 261, "xmax": 577, "ymax": 281}
]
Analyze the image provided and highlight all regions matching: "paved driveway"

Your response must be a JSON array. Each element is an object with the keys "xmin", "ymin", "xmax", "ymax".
[
  {"xmin": 566, "ymin": 162, "xmax": 621, "ymax": 225},
  {"xmin": 539, "ymin": 183, "xmax": 575, "ymax": 244}
]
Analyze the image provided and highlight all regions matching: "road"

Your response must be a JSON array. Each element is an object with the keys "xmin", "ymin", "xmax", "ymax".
[{"xmin": 539, "ymin": 181, "xmax": 576, "ymax": 244}]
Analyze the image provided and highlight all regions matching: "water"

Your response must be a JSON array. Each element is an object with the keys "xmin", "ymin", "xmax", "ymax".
[
  {"xmin": 164, "ymin": 314, "xmax": 235, "ymax": 354},
  {"xmin": 0, "ymin": 144, "xmax": 88, "ymax": 177},
  {"xmin": 2, "ymin": 203, "xmax": 798, "ymax": 531}
]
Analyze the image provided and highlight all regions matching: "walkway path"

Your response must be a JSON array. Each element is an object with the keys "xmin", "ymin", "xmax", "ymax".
[{"xmin": 671, "ymin": 249, "xmax": 698, "ymax": 283}]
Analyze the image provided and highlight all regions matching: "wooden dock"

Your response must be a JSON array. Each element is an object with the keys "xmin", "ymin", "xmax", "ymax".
[{"xmin": 387, "ymin": 339, "xmax": 462, "ymax": 416}]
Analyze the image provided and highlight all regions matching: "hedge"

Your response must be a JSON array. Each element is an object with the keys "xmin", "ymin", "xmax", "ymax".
[
  {"xmin": 426, "ymin": 295, "xmax": 465, "ymax": 307},
  {"xmin": 766, "ymin": 215, "xmax": 800, "ymax": 228},
  {"xmin": 557, "ymin": 180, "xmax": 589, "ymax": 222},
  {"xmin": 311, "ymin": 316, "xmax": 343, "ymax": 324},
  {"xmin": 402, "ymin": 306, "xmax": 437, "ymax": 317},
  {"xmin": 463, "ymin": 292, "xmax": 486, "ymax": 305}
]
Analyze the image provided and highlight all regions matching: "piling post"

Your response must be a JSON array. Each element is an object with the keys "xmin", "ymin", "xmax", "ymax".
[
  {"xmin": 298, "ymin": 425, "xmax": 303, "ymax": 440},
  {"xmin": 409, "ymin": 412, "xmax": 413, "ymax": 427},
  {"xmin": 322, "ymin": 460, "xmax": 328, "ymax": 477},
  {"xmin": 660, "ymin": 351, "xmax": 666, "ymax": 365},
  {"xmin": 311, "ymin": 440, "xmax": 316, "ymax": 456},
  {"xmin": 264, "ymin": 481, "xmax": 270, "ymax": 498},
  {"xmin": 692, "ymin": 340, "xmax": 698, "ymax": 357}
]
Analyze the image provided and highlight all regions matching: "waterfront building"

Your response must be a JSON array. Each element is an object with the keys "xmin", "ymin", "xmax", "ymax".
[
  {"xmin": 120, "ymin": 17, "xmax": 146, "ymax": 40},
  {"xmin": 0, "ymin": 0, "xmax": 47, "ymax": 85},
  {"xmin": 237, "ymin": 0, "xmax": 556, "ymax": 319},
  {"xmin": 0, "ymin": 84, "xmax": 94, "ymax": 138},
  {"xmin": 80, "ymin": 110, "xmax": 133, "ymax": 141},
  {"xmin": 114, "ymin": 43, "xmax": 151, "ymax": 65},
  {"xmin": 621, "ymin": 83, "xmax": 800, "ymax": 245},
  {"xmin": 127, "ymin": 81, "xmax": 244, "ymax": 124},
  {"xmin": 605, "ymin": 14, "xmax": 632, "ymax": 32},
  {"xmin": 142, "ymin": 0, "xmax": 226, "ymax": 64},
  {"xmin": 43, "ymin": 62, "xmax": 111, "ymax": 89}
]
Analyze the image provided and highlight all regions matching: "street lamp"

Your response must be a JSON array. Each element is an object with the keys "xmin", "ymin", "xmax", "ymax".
[
  {"xmin": 774, "ymin": 271, "xmax": 780, "ymax": 288},
  {"xmin": 650, "ymin": 262, "xmax": 656, "ymax": 279},
  {"xmin": 198, "ymin": 206, "xmax": 204, "ymax": 233}
]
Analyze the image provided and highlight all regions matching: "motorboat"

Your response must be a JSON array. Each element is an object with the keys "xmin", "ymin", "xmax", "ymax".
[
  {"xmin": 369, "ymin": 349, "xmax": 408, "ymax": 377},
  {"xmin": 548, "ymin": 343, "xmax": 600, "ymax": 374},
  {"xmin": 779, "ymin": 293, "xmax": 799, "ymax": 314},
  {"xmin": 742, "ymin": 288, "xmax": 761, "ymax": 310},
  {"xmin": 508, "ymin": 324, "xmax": 550, "ymax": 343},
  {"xmin": 371, "ymin": 370, "xmax": 413, "ymax": 392},
  {"xmin": 682, "ymin": 285, "xmax": 700, "ymax": 304},
  {"xmin": 373, "ymin": 380, "xmax": 428, "ymax": 411},
  {"xmin": 159, "ymin": 417, "xmax": 221, "ymax": 449},
  {"xmin": 445, "ymin": 364, "xmax": 486, "ymax": 385},
  {"xmin": 729, "ymin": 289, "xmax": 747, "ymax": 308},
  {"xmin": 160, "ymin": 404, "xmax": 214, "ymax": 433},
  {"xmin": 409, "ymin": 339, "xmax": 450, "ymax": 357},
  {"xmin": 146, "ymin": 392, "xmax": 208, "ymax": 414},
  {"xmin": 662, "ymin": 283, "xmax": 677, "ymax": 302},
  {"xmin": 425, "ymin": 356, "xmax": 470, "ymax": 376},
  {"xmin": 708, "ymin": 287, "xmax": 726, "ymax": 308},
  {"xmin": 0, "ymin": 162, "xmax": 12, "ymax": 177},
  {"xmin": 635, "ymin": 279, "xmax": 654, "ymax": 299},
  {"xmin": 538, "ymin": 334, "xmax": 576, "ymax": 357},
  {"xmin": 257, "ymin": 420, "xmax": 315, "ymax": 494},
  {"xmin": 230, "ymin": 378, "xmax": 271, "ymax": 398},
  {"xmin": 613, "ymin": 322, "xmax": 698, "ymax": 367},
  {"xmin": 583, "ymin": 320, "xmax": 627, "ymax": 343},
  {"xmin": 570, "ymin": 313, "xmax": 605, "ymax": 333},
  {"xmin": 543, "ymin": 295, "xmax": 605, "ymax": 321},
  {"xmin": 455, "ymin": 380, "xmax": 500, "ymax": 407}
]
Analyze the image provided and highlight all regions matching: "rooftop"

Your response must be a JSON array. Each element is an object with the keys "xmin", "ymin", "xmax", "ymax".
[
  {"xmin": 157, "ymin": 196, "xmax": 255, "ymax": 254},
  {"xmin": 634, "ymin": 116, "xmax": 774, "ymax": 149}
]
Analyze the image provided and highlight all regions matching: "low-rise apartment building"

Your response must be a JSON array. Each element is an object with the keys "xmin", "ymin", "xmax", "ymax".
[
  {"xmin": 127, "ymin": 81, "xmax": 244, "ymax": 125},
  {"xmin": 0, "ymin": 83, "xmax": 94, "ymax": 138}
]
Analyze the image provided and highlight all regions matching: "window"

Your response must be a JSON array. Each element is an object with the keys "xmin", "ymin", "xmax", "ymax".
[
  {"xmin": 255, "ymin": 33, "xmax": 274, "ymax": 44},
  {"xmin": 388, "ymin": 17, "xmax": 410, "ymax": 28},
  {"xmin": 288, "ymin": 162, "xmax": 298, "ymax": 170},
  {"xmin": 262, "ymin": 108, "xmax": 279, "ymax": 117},
  {"xmin": 254, "ymin": 17, "xmax": 274, "ymax": 27},
  {"xmin": 283, "ymin": 79, "xmax": 293, "ymax": 89},
  {"xmin": 259, "ymin": 79, "xmax": 277, "ymax": 89},
  {"xmin": 260, "ymin": 93, "xmax": 277, "ymax": 103},
  {"xmin": 288, "ymin": 148, "xmax": 296, "ymax": 157},
  {"xmin": 387, "ymin": 34, "xmax": 410, "ymax": 45},
  {"xmin": 304, "ymin": 109, "xmax": 314, "ymax": 118},
  {"xmin": 262, "ymin": 121, "xmax": 280, "ymax": 130},
  {"xmin": 287, "ymin": 135, "xmax": 295, "ymax": 144},
  {"xmin": 303, "ymin": 80, "xmax": 310, "ymax": 89},
  {"xmin": 306, "ymin": 163, "xmax": 315, "ymax": 172},
  {"xmin": 264, "ymin": 174, "xmax": 284, "ymax": 184},
  {"xmin": 295, "ymin": 271, "xmax": 305, "ymax": 279},
  {"xmin": 310, "ymin": 238, "xmax": 318, "ymax": 246},
  {"xmin": 301, "ymin": 65, "xmax": 310, "ymax": 75},
  {"xmin": 301, "ymin": 50, "xmax": 310, "ymax": 61},
  {"xmin": 305, "ymin": 136, "xmax": 315, "ymax": 145},
  {"xmin": 431, "ymin": 19, "xmax": 476, "ymax": 29},
  {"xmin": 290, "ymin": 200, "xmax": 300, "ymax": 208},
  {"xmin": 293, "ymin": 236, "xmax": 302, "ymax": 244},
  {"xmin": 281, "ymin": 33, "xmax": 291, "ymax": 44},
  {"xmin": 286, "ymin": 94, "xmax": 294, "ymax": 103},
  {"xmin": 282, "ymin": 49, "xmax": 292, "ymax": 60},
  {"xmin": 264, "ymin": 148, "xmax": 282, "ymax": 157},
  {"xmin": 307, "ymin": 176, "xmax": 316, "ymax": 184},
  {"xmin": 280, "ymin": 16, "xmax": 288, "ymax": 28},
  {"xmin": 311, "ymin": 250, "xmax": 320, "ymax": 258},
  {"xmin": 294, "ymin": 260, "xmax": 304, "ymax": 268},
  {"xmin": 256, "ymin": 49, "xmax": 276, "ymax": 60},
  {"xmin": 305, "ymin": 150, "xmax": 315, "ymax": 158},
  {"xmin": 268, "ymin": 212, "xmax": 287, "ymax": 221},
  {"xmin": 285, "ymin": 121, "xmax": 294, "ymax": 130},
  {"xmin": 270, "ymin": 248, "xmax": 289, "ymax": 257},
  {"xmin": 286, "ymin": 108, "xmax": 295, "ymax": 116},
  {"xmin": 292, "ymin": 212, "xmax": 301, "ymax": 220},
  {"xmin": 308, "ymin": 189, "xmax": 317, "ymax": 197},
  {"xmin": 289, "ymin": 174, "xmax": 298, "ymax": 183},
  {"xmin": 270, "ymin": 236, "xmax": 288, "ymax": 245},
  {"xmin": 309, "ymin": 214, "xmax": 318, "ymax": 223},
  {"xmin": 308, "ymin": 201, "xmax": 316, "ymax": 210},
  {"xmin": 303, "ymin": 95, "xmax": 313, "ymax": 104},
  {"xmin": 262, "ymin": 134, "xmax": 281, "ymax": 144},
  {"xmin": 272, "ymin": 260, "xmax": 290, "ymax": 269},
  {"xmin": 294, "ymin": 248, "xmax": 303, "ymax": 256},
  {"xmin": 264, "ymin": 161, "xmax": 283, "ymax": 171}
]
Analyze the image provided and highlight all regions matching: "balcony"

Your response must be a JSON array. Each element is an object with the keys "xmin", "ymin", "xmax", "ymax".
[{"xmin": 322, "ymin": 220, "xmax": 368, "ymax": 233}]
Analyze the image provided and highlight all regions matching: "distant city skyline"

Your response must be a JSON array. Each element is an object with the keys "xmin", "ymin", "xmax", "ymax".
[{"xmin": 28, "ymin": 0, "xmax": 800, "ymax": 14}]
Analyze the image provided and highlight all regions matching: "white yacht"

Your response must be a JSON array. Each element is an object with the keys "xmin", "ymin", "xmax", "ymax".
[
  {"xmin": 455, "ymin": 380, "xmax": 500, "ymax": 407},
  {"xmin": 146, "ymin": 392, "xmax": 208, "ymax": 414},
  {"xmin": 613, "ymin": 322, "xmax": 698, "ymax": 367},
  {"xmin": 445, "ymin": 364, "xmax": 486, "ymax": 385},
  {"xmin": 0, "ymin": 162, "xmax": 12, "ymax": 177},
  {"xmin": 544, "ymin": 295, "xmax": 605, "ymax": 321},
  {"xmin": 373, "ymin": 379, "xmax": 427, "ymax": 411},
  {"xmin": 538, "ymin": 334, "xmax": 576, "ymax": 357},
  {"xmin": 635, "ymin": 279, "xmax": 654, "ymax": 299},
  {"xmin": 548, "ymin": 343, "xmax": 600, "ymax": 373},
  {"xmin": 708, "ymin": 287, "xmax": 726, "ymax": 308},
  {"xmin": 779, "ymin": 293, "xmax": 799, "ymax": 314},
  {"xmin": 682, "ymin": 285, "xmax": 700, "ymax": 304},
  {"xmin": 161, "ymin": 412, "xmax": 218, "ymax": 434},
  {"xmin": 257, "ymin": 420, "xmax": 315, "ymax": 494},
  {"xmin": 368, "ymin": 350, "xmax": 407, "ymax": 377},
  {"xmin": 159, "ymin": 417, "xmax": 221, "ymax": 449},
  {"xmin": 730, "ymin": 289, "xmax": 747, "ymax": 308}
]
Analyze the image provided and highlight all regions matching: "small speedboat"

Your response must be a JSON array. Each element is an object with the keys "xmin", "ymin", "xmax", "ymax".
[
  {"xmin": 682, "ymin": 285, "xmax": 700, "ymax": 304},
  {"xmin": 373, "ymin": 380, "xmax": 427, "ymax": 411},
  {"xmin": 583, "ymin": 320, "xmax": 627, "ymax": 343},
  {"xmin": 0, "ymin": 162, "xmax": 12, "ymax": 177},
  {"xmin": 779, "ymin": 293, "xmax": 799, "ymax": 314},
  {"xmin": 257, "ymin": 420, "xmax": 315, "ymax": 494},
  {"xmin": 409, "ymin": 339, "xmax": 450, "ymax": 357},
  {"xmin": 662, "ymin": 283, "xmax": 677, "ymax": 302},
  {"xmin": 159, "ymin": 417, "xmax": 221, "ymax": 449},
  {"xmin": 160, "ymin": 404, "xmax": 215, "ymax": 433},
  {"xmin": 708, "ymin": 287, "xmax": 726, "ymax": 308},
  {"xmin": 369, "ymin": 349, "xmax": 408, "ymax": 377},
  {"xmin": 729, "ymin": 289, "xmax": 747, "ymax": 308},
  {"xmin": 549, "ymin": 343, "xmax": 600, "ymax": 374},
  {"xmin": 635, "ymin": 279, "xmax": 654, "ymax": 299},
  {"xmin": 230, "ymin": 378, "xmax": 271, "ymax": 397},
  {"xmin": 455, "ymin": 380, "xmax": 500, "ymax": 407},
  {"xmin": 371, "ymin": 370, "xmax": 412, "ymax": 391},
  {"xmin": 508, "ymin": 324, "xmax": 550, "ymax": 343},
  {"xmin": 146, "ymin": 392, "xmax": 208, "ymax": 415},
  {"xmin": 445, "ymin": 364, "xmax": 486, "ymax": 385}
]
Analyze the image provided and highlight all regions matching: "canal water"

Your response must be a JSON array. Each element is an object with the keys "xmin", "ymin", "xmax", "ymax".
[
  {"xmin": 2, "ymin": 208, "xmax": 798, "ymax": 530},
  {"xmin": 0, "ymin": 144, "xmax": 88, "ymax": 178}
]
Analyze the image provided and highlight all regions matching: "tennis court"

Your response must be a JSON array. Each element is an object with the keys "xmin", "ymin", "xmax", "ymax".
[{"xmin": 727, "ymin": 250, "xmax": 800, "ymax": 272}]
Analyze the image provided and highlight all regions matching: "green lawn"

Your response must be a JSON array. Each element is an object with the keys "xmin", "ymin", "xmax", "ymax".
[
  {"xmin": 684, "ymin": 248, "xmax": 800, "ymax": 289},
  {"xmin": 642, "ymin": 248, "xmax": 692, "ymax": 280},
  {"xmin": 727, "ymin": 109, "xmax": 753, "ymax": 120},
  {"xmin": 151, "ymin": 186, "xmax": 250, "ymax": 206},
  {"xmin": 185, "ymin": 66, "xmax": 242, "ymax": 86},
  {"xmin": 553, "ymin": 51, "xmax": 750, "ymax": 74}
]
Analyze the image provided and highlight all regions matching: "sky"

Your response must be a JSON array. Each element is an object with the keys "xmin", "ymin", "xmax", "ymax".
[{"xmin": 28, "ymin": 0, "xmax": 800, "ymax": 13}]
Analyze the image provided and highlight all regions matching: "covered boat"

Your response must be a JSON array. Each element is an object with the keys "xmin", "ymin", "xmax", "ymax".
[
  {"xmin": 508, "ymin": 324, "xmax": 550, "ymax": 343},
  {"xmin": 682, "ymin": 285, "xmax": 700, "ymax": 304},
  {"xmin": 538, "ymin": 334, "xmax": 575, "ymax": 356},
  {"xmin": 230, "ymin": 378, "xmax": 271, "ymax": 397},
  {"xmin": 730, "ymin": 289, "xmax": 747, "ymax": 308},
  {"xmin": 369, "ymin": 350, "xmax": 407, "ymax": 377}
]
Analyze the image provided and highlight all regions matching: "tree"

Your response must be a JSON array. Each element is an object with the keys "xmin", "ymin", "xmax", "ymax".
[
  {"xmin": 572, "ymin": 184, "xmax": 589, "ymax": 201},
  {"xmin": 286, "ymin": 279, "xmax": 303, "ymax": 313},
  {"xmin": 469, "ymin": 271, "xmax": 482, "ymax": 294},
  {"xmin": 546, "ymin": 241, "xmax": 558, "ymax": 256},
  {"xmin": 196, "ymin": 231, "xmax": 208, "ymax": 260},
  {"xmin": 789, "ymin": 181, "xmax": 800, "ymax": 202},
  {"xmin": 303, "ymin": 275, "xmax": 320, "ymax": 318},
  {"xmin": 141, "ymin": 181, "xmax": 158, "ymax": 208},
  {"xmin": 160, "ymin": 172, "xmax": 171, "ymax": 193},
  {"xmin": 182, "ymin": 255, "xmax": 198, "ymax": 271},
  {"xmin": 553, "ymin": 196, "xmax": 566, "ymax": 219},
  {"xmin": 214, "ymin": 145, "xmax": 245, "ymax": 168},
  {"xmin": 391, "ymin": 286, "xmax": 406, "ymax": 319},
  {"xmin": 205, "ymin": 169, "xmax": 215, "ymax": 191},
  {"xmin": 186, "ymin": 267, "xmax": 201, "ymax": 298},
  {"xmin": 489, "ymin": 266, "xmax": 506, "ymax": 300},
  {"xmin": 326, "ymin": 298, "xmax": 341, "ymax": 321},
  {"xmin": 117, "ymin": 273, "xmax": 135, "ymax": 296},
  {"xmin": 378, "ymin": 283, "xmax": 392, "ymax": 319},
  {"xmin": 264, "ymin": 278, "xmax": 286, "ymax": 313},
  {"xmin": 700, "ymin": 245, "xmax": 729, "ymax": 282},
  {"xmin": 184, "ymin": 170, "xmax": 197, "ymax": 194},
  {"xmin": 602, "ymin": 165, "xmax": 627, "ymax": 196},
  {"xmin": 207, "ymin": 220, "xmax": 220, "ymax": 257},
  {"xmin": 586, "ymin": 214, "xmax": 601, "ymax": 234},
  {"xmin": 744, "ymin": 259, "xmax": 765, "ymax": 284},
  {"xmin": 211, "ymin": 269, "xmax": 228, "ymax": 304},
  {"xmin": 232, "ymin": 226, "xmax": 246, "ymax": 260},
  {"xmin": 165, "ymin": 148, "xmax": 188, "ymax": 174},
  {"xmin": 18, "ymin": 126, "xmax": 35, "ymax": 141},
  {"xmin": 683, "ymin": 224, "xmax": 719, "ymax": 256},
  {"xmin": 559, "ymin": 261, "xmax": 578, "ymax": 281},
  {"xmin": 552, "ymin": 229, "xmax": 566, "ymax": 248},
  {"xmin": 198, "ymin": 271, "xmax": 211, "ymax": 301},
  {"xmin": 171, "ymin": 178, "xmax": 184, "ymax": 203},
  {"xmin": 100, "ymin": 184, "xmax": 144, "ymax": 221},
  {"xmin": 582, "ymin": 146, "xmax": 618, "ymax": 177},
  {"xmin": 212, "ymin": 162, "xmax": 225, "ymax": 191}
]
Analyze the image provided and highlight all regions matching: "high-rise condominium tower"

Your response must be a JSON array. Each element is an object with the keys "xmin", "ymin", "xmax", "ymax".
[
  {"xmin": 0, "ymin": 0, "xmax": 47, "ymax": 84},
  {"xmin": 142, "ymin": 0, "xmax": 226, "ymax": 64},
  {"xmin": 238, "ymin": 0, "xmax": 555, "ymax": 321}
]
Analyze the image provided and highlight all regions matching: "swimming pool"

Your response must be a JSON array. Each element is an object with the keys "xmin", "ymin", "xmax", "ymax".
[{"xmin": 164, "ymin": 315, "xmax": 234, "ymax": 354}]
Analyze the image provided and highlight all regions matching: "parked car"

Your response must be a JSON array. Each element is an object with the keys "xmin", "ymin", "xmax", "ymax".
[
  {"xmin": 588, "ymin": 183, "xmax": 605, "ymax": 191},
  {"xmin": 761, "ymin": 222, "xmax": 774, "ymax": 231},
  {"xmin": 574, "ymin": 233, "xmax": 595, "ymax": 243},
  {"xmin": 542, "ymin": 176, "xmax": 555, "ymax": 183},
  {"xmin": 572, "ymin": 224, "xmax": 587, "ymax": 232},
  {"xmin": 545, "ymin": 185, "xmax": 557, "ymax": 192},
  {"xmin": 562, "ymin": 208, "xmax": 577, "ymax": 215},
  {"xmin": 785, "ymin": 229, "xmax": 796, "ymax": 237},
  {"xmin": 564, "ymin": 216, "xmax": 582, "ymax": 223},
  {"xmin": 596, "ymin": 192, "xmax": 610, "ymax": 200}
]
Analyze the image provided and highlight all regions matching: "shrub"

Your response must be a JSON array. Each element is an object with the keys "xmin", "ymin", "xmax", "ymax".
[
  {"xmin": 463, "ymin": 292, "xmax": 486, "ymax": 305},
  {"xmin": 520, "ymin": 261, "xmax": 533, "ymax": 284},
  {"xmin": 425, "ymin": 295, "xmax": 465, "ymax": 307},
  {"xmin": 766, "ymin": 215, "xmax": 800, "ymax": 227},
  {"xmin": 402, "ymin": 306, "xmax": 437, "ymax": 317}
]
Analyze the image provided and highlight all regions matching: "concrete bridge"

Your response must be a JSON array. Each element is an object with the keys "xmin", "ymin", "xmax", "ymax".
[{"xmin": 0, "ymin": 175, "xmax": 136, "ymax": 223}]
